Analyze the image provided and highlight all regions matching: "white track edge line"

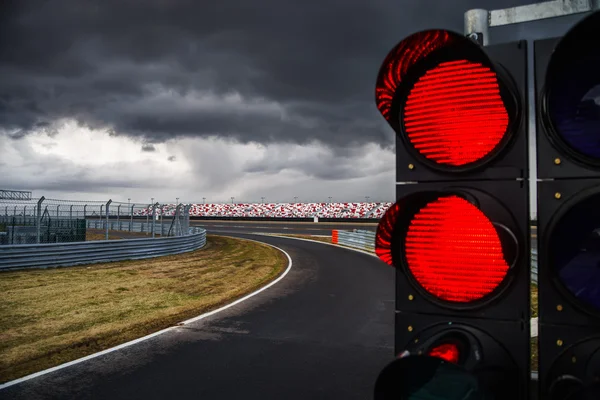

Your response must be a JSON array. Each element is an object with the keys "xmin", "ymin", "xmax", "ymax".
[
  {"xmin": 0, "ymin": 240, "xmax": 293, "ymax": 391},
  {"xmin": 180, "ymin": 239, "xmax": 292, "ymax": 325}
]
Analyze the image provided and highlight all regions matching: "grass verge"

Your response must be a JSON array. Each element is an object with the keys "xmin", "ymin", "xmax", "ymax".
[
  {"xmin": 0, "ymin": 235, "xmax": 287, "ymax": 383},
  {"xmin": 85, "ymin": 229, "xmax": 158, "ymax": 241}
]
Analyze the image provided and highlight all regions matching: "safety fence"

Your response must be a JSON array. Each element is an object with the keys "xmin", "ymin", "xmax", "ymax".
[
  {"xmin": 0, "ymin": 196, "xmax": 191, "ymax": 245},
  {"xmin": 0, "ymin": 228, "xmax": 207, "ymax": 271},
  {"xmin": 332, "ymin": 229, "xmax": 539, "ymax": 284},
  {"xmin": 86, "ymin": 219, "xmax": 189, "ymax": 237}
]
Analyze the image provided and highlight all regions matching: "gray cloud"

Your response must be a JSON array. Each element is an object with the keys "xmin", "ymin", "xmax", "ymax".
[
  {"xmin": 141, "ymin": 144, "xmax": 156, "ymax": 152},
  {"xmin": 243, "ymin": 143, "xmax": 391, "ymax": 181},
  {"xmin": 0, "ymin": 0, "xmax": 583, "ymax": 206},
  {"xmin": 1, "ymin": 0, "xmax": 565, "ymax": 149}
]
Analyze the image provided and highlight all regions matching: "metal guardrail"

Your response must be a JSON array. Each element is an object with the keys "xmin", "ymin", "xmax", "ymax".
[
  {"xmin": 532, "ymin": 249, "xmax": 538, "ymax": 285},
  {"xmin": 0, "ymin": 228, "xmax": 207, "ymax": 271},
  {"xmin": 335, "ymin": 229, "xmax": 539, "ymax": 284},
  {"xmin": 334, "ymin": 229, "xmax": 376, "ymax": 252}
]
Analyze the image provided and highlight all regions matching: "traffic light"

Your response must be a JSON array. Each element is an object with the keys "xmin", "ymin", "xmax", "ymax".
[
  {"xmin": 535, "ymin": 11, "xmax": 600, "ymax": 400},
  {"xmin": 374, "ymin": 28, "xmax": 530, "ymax": 398}
]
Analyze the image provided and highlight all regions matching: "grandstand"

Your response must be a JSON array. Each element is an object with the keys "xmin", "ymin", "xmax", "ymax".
[{"xmin": 135, "ymin": 202, "xmax": 393, "ymax": 220}]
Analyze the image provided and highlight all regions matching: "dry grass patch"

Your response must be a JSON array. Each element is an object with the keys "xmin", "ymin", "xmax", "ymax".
[
  {"xmin": 0, "ymin": 235, "xmax": 287, "ymax": 383},
  {"xmin": 85, "ymin": 232, "xmax": 124, "ymax": 241},
  {"xmin": 85, "ymin": 229, "xmax": 157, "ymax": 241}
]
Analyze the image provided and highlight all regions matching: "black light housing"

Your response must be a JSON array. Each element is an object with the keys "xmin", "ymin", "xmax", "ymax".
[
  {"xmin": 535, "ymin": 10, "xmax": 600, "ymax": 400},
  {"xmin": 374, "ymin": 22, "xmax": 530, "ymax": 400},
  {"xmin": 375, "ymin": 29, "xmax": 528, "ymax": 181}
]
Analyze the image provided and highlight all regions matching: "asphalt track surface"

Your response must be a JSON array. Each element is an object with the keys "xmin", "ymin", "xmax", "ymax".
[
  {"xmin": 2, "ymin": 233, "xmax": 395, "ymax": 400},
  {"xmin": 190, "ymin": 220, "xmax": 378, "ymax": 235}
]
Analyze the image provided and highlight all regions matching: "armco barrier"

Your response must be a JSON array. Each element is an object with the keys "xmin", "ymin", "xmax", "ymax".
[
  {"xmin": 0, "ymin": 228, "xmax": 207, "ymax": 271},
  {"xmin": 532, "ymin": 249, "xmax": 538, "ymax": 285},
  {"xmin": 335, "ymin": 229, "xmax": 375, "ymax": 252},
  {"xmin": 334, "ymin": 229, "xmax": 539, "ymax": 284}
]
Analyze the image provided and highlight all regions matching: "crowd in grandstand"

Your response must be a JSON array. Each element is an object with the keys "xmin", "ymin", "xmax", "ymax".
[{"xmin": 136, "ymin": 202, "xmax": 392, "ymax": 219}]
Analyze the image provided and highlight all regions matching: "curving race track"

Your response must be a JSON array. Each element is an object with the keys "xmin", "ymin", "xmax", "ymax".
[
  {"xmin": 191, "ymin": 220, "xmax": 378, "ymax": 235},
  {"xmin": 1, "ymin": 233, "xmax": 395, "ymax": 400}
]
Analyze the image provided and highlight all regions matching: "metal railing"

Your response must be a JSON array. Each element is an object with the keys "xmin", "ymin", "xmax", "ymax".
[
  {"xmin": 0, "ymin": 195, "xmax": 191, "ymax": 245},
  {"xmin": 334, "ymin": 229, "xmax": 539, "ymax": 284},
  {"xmin": 0, "ymin": 228, "xmax": 206, "ymax": 271},
  {"xmin": 334, "ymin": 229, "xmax": 376, "ymax": 252},
  {"xmin": 532, "ymin": 249, "xmax": 538, "ymax": 284}
]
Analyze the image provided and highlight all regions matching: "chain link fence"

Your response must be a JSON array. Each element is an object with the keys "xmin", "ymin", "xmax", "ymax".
[{"xmin": 0, "ymin": 196, "xmax": 191, "ymax": 246}]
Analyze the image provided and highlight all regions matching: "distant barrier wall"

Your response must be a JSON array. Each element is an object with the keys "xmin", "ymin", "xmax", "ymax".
[
  {"xmin": 0, "ymin": 227, "xmax": 206, "ymax": 271},
  {"xmin": 190, "ymin": 216, "xmax": 379, "ymax": 223}
]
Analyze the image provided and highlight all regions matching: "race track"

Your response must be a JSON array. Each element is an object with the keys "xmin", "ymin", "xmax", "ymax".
[
  {"xmin": 2, "ymin": 234, "xmax": 395, "ymax": 400},
  {"xmin": 190, "ymin": 220, "xmax": 378, "ymax": 235}
]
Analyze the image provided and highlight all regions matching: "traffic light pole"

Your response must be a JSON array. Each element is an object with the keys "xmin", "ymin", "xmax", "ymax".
[{"xmin": 464, "ymin": 0, "xmax": 599, "ymax": 45}]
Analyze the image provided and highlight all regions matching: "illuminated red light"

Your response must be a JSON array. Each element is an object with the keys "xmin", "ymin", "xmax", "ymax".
[
  {"xmin": 376, "ymin": 30, "xmax": 453, "ymax": 121},
  {"xmin": 375, "ymin": 202, "xmax": 402, "ymax": 266},
  {"xmin": 428, "ymin": 343, "xmax": 461, "ymax": 364},
  {"xmin": 404, "ymin": 60, "xmax": 509, "ymax": 166},
  {"xmin": 405, "ymin": 195, "xmax": 509, "ymax": 302}
]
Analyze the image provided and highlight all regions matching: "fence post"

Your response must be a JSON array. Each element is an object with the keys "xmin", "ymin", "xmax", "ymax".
[
  {"xmin": 105, "ymin": 199, "xmax": 112, "ymax": 240},
  {"xmin": 172, "ymin": 204, "xmax": 178, "ymax": 236},
  {"xmin": 130, "ymin": 204, "xmax": 134, "ymax": 232},
  {"xmin": 117, "ymin": 204, "xmax": 121, "ymax": 230},
  {"xmin": 84, "ymin": 204, "xmax": 87, "ymax": 220},
  {"xmin": 160, "ymin": 209, "xmax": 164, "ymax": 236},
  {"xmin": 184, "ymin": 204, "xmax": 191, "ymax": 235},
  {"xmin": 146, "ymin": 206, "xmax": 150, "ymax": 234},
  {"xmin": 177, "ymin": 204, "xmax": 183, "ymax": 236},
  {"xmin": 36, "ymin": 197, "xmax": 45, "ymax": 243},
  {"xmin": 70, "ymin": 204, "xmax": 73, "ymax": 220},
  {"xmin": 151, "ymin": 202, "xmax": 159, "ymax": 238}
]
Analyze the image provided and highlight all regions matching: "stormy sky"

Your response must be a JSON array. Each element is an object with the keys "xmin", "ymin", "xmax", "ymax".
[{"xmin": 0, "ymin": 0, "xmax": 583, "ymax": 204}]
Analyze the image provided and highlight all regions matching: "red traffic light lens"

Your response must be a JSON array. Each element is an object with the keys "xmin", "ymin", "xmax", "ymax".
[
  {"xmin": 403, "ymin": 60, "xmax": 509, "ymax": 167},
  {"xmin": 405, "ymin": 195, "xmax": 510, "ymax": 302},
  {"xmin": 375, "ymin": 30, "xmax": 454, "ymax": 122},
  {"xmin": 375, "ymin": 202, "xmax": 402, "ymax": 266},
  {"xmin": 428, "ymin": 343, "xmax": 461, "ymax": 364}
]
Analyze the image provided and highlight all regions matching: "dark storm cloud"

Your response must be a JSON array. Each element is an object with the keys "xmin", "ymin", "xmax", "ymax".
[
  {"xmin": 243, "ymin": 143, "xmax": 391, "ymax": 180},
  {"xmin": 0, "ymin": 0, "xmax": 579, "ymax": 148}
]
